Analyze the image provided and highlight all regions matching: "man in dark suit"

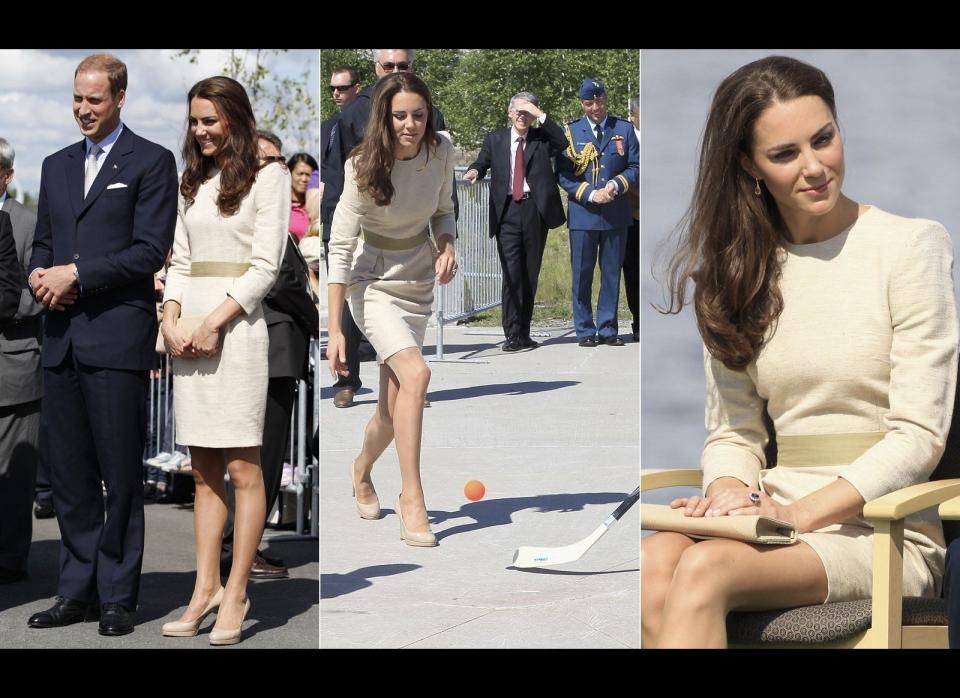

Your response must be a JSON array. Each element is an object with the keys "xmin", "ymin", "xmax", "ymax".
[
  {"xmin": 320, "ymin": 65, "xmax": 362, "ymax": 264},
  {"xmin": 220, "ymin": 134, "xmax": 320, "ymax": 580},
  {"xmin": 557, "ymin": 79, "xmax": 639, "ymax": 347},
  {"xmin": 0, "ymin": 214, "xmax": 18, "ymax": 326},
  {"xmin": 464, "ymin": 93, "xmax": 567, "ymax": 351},
  {"xmin": 324, "ymin": 49, "xmax": 452, "ymax": 408},
  {"xmin": 0, "ymin": 139, "xmax": 44, "ymax": 584},
  {"xmin": 26, "ymin": 54, "xmax": 177, "ymax": 636}
]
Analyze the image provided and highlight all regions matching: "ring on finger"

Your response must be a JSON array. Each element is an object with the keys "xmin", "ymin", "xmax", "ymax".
[{"xmin": 748, "ymin": 491, "xmax": 761, "ymax": 505}]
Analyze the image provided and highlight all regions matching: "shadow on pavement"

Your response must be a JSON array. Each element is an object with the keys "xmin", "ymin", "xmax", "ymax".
[
  {"xmin": 426, "ymin": 380, "xmax": 579, "ymax": 403},
  {"xmin": 321, "ymin": 563, "xmax": 421, "ymax": 600},
  {"xmin": 429, "ymin": 491, "xmax": 629, "ymax": 542},
  {"xmin": 0, "ymin": 539, "xmax": 60, "ymax": 615},
  {"xmin": 507, "ymin": 566, "xmax": 639, "ymax": 576}
]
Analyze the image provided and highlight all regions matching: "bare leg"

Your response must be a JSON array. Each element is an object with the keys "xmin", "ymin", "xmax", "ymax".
[
  {"xmin": 384, "ymin": 347, "xmax": 431, "ymax": 533},
  {"xmin": 179, "ymin": 446, "xmax": 227, "ymax": 621},
  {"xmin": 640, "ymin": 531, "xmax": 696, "ymax": 647},
  {"xmin": 656, "ymin": 538, "xmax": 829, "ymax": 648},
  {"xmin": 352, "ymin": 364, "xmax": 398, "ymax": 504},
  {"xmin": 215, "ymin": 446, "xmax": 264, "ymax": 630}
]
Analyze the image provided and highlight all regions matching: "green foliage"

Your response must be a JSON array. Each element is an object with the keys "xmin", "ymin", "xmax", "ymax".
[
  {"xmin": 173, "ymin": 49, "xmax": 318, "ymax": 153},
  {"xmin": 320, "ymin": 49, "xmax": 637, "ymax": 152}
]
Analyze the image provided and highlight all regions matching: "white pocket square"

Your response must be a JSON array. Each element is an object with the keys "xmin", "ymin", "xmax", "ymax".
[{"xmin": 106, "ymin": 182, "xmax": 128, "ymax": 190}]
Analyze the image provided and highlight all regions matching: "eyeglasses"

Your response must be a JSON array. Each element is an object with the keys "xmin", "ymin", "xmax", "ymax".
[
  {"xmin": 378, "ymin": 61, "xmax": 410, "ymax": 72},
  {"xmin": 328, "ymin": 82, "xmax": 358, "ymax": 93}
]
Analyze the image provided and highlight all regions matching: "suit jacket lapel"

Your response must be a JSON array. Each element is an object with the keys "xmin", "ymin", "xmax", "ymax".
[
  {"xmin": 78, "ymin": 127, "xmax": 134, "ymax": 218},
  {"xmin": 523, "ymin": 131, "xmax": 539, "ymax": 170},
  {"xmin": 65, "ymin": 141, "xmax": 86, "ymax": 218}
]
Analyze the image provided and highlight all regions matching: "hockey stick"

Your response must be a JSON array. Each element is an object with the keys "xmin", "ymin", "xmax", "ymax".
[{"xmin": 512, "ymin": 486, "xmax": 640, "ymax": 568}]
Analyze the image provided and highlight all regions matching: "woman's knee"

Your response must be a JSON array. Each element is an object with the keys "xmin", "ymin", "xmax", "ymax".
[
  {"xmin": 669, "ymin": 542, "xmax": 737, "ymax": 606},
  {"xmin": 227, "ymin": 461, "xmax": 264, "ymax": 491}
]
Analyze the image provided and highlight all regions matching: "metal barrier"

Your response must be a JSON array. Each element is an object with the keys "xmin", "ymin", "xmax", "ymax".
[
  {"xmin": 145, "ymin": 338, "xmax": 318, "ymax": 537},
  {"xmin": 431, "ymin": 169, "xmax": 503, "ymax": 360}
]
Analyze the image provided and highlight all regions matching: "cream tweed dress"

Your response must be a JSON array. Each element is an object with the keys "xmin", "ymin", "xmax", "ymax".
[
  {"xmin": 701, "ymin": 206, "xmax": 959, "ymax": 603},
  {"xmin": 163, "ymin": 162, "xmax": 290, "ymax": 447},
  {"xmin": 327, "ymin": 134, "xmax": 456, "ymax": 362}
]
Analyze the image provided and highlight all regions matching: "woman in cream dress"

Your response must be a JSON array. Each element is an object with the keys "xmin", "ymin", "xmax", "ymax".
[
  {"xmin": 641, "ymin": 56, "xmax": 958, "ymax": 648},
  {"xmin": 159, "ymin": 77, "xmax": 289, "ymax": 644},
  {"xmin": 327, "ymin": 72, "xmax": 457, "ymax": 547}
]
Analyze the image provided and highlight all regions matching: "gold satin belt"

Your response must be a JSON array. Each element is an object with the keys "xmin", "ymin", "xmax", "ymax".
[
  {"xmin": 361, "ymin": 229, "xmax": 428, "ymax": 251},
  {"xmin": 776, "ymin": 432, "xmax": 886, "ymax": 467},
  {"xmin": 189, "ymin": 262, "xmax": 251, "ymax": 277}
]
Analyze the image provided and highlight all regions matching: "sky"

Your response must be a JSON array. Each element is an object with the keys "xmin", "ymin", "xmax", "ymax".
[{"xmin": 0, "ymin": 49, "xmax": 319, "ymax": 197}]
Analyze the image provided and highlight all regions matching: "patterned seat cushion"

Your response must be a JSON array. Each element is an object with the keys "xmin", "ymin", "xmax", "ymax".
[{"xmin": 727, "ymin": 597, "xmax": 946, "ymax": 644}]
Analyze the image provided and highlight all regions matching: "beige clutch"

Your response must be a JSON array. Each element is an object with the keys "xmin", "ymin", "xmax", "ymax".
[
  {"xmin": 156, "ymin": 316, "xmax": 206, "ymax": 355},
  {"xmin": 641, "ymin": 504, "xmax": 797, "ymax": 545}
]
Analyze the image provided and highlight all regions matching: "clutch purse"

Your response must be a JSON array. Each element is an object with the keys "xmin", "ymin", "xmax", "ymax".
[
  {"xmin": 156, "ymin": 316, "xmax": 206, "ymax": 355},
  {"xmin": 641, "ymin": 503, "xmax": 797, "ymax": 545}
]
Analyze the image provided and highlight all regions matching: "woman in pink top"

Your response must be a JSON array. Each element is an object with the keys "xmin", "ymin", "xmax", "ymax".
[{"xmin": 287, "ymin": 152, "xmax": 317, "ymax": 240}]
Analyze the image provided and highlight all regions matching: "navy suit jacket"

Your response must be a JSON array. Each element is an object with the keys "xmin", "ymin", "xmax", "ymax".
[
  {"xmin": 29, "ymin": 126, "xmax": 178, "ymax": 370},
  {"xmin": 467, "ymin": 117, "xmax": 568, "ymax": 238}
]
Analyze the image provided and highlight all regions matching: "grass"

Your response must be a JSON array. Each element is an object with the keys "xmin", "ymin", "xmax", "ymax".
[{"xmin": 459, "ymin": 225, "xmax": 632, "ymax": 328}]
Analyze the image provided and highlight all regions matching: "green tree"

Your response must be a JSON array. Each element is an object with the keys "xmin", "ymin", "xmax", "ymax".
[{"xmin": 173, "ymin": 49, "xmax": 318, "ymax": 153}]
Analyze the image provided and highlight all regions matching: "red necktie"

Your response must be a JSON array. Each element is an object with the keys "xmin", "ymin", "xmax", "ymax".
[{"xmin": 512, "ymin": 136, "xmax": 524, "ymax": 202}]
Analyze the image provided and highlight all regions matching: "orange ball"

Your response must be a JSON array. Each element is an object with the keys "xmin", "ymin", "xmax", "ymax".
[{"xmin": 464, "ymin": 480, "xmax": 485, "ymax": 501}]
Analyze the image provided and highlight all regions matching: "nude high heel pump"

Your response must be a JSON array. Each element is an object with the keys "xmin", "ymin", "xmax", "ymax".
[
  {"xmin": 396, "ymin": 496, "xmax": 437, "ymax": 547},
  {"xmin": 209, "ymin": 598, "xmax": 251, "ymax": 646},
  {"xmin": 351, "ymin": 460, "xmax": 381, "ymax": 520},
  {"xmin": 161, "ymin": 586, "xmax": 224, "ymax": 637}
]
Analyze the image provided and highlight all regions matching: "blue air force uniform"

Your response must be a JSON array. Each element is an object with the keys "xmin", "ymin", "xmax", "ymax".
[{"xmin": 557, "ymin": 80, "xmax": 639, "ymax": 342}]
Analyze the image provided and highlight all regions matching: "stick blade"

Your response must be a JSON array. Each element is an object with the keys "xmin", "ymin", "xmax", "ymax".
[{"xmin": 512, "ymin": 524, "xmax": 607, "ymax": 569}]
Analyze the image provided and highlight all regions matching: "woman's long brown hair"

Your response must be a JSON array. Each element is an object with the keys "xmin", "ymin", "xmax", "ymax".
[
  {"xmin": 351, "ymin": 72, "xmax": 438, "ymax": 206},
  {"xmin": 180, "ymin": 76, "xmax": 261, "ymax": 216},
  {"xmin": 660, "ymin": 56, "xmax": 838, "ymax": 370}
]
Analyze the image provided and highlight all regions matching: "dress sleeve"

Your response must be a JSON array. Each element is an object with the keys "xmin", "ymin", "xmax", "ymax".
[
  {"xmin": 227, "ymin": 162, "xmax": 290, "ymax": 314},
  {"xmin": 430, "ymin": 136, "xmax": 456, "ymax": 242},
  {"xmin": 701, "ymin": 345, "xmax": 769, "ymax": 493},
  {"xmin": 841, "ymin": 221, "xmax": 959, "ymax": 502},
  {"xmin": 327, "ymin": 156, "xmax": 369, "ymax": 285},
  {"xmin": 161, "ymin": 196, "xmax": 190, "ymax": 306}
]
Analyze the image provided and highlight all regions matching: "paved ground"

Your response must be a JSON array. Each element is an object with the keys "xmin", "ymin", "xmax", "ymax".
[
  {"xmin": 320, "ymin": 323, "xmax": 639, "ymax": 648},
  {"xmin": 0, "ymin": 502, "xmax": 318, "ymax": 649}
]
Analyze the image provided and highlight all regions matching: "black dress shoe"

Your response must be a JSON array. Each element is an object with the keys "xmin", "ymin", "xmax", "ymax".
[
  {"xmin": 578, "ymin": 336, "xmax": 599, "ymax": 347},
  {"xmin": 520, "ymin": 337, "xmax": 540, "ymax": 349},
  {"xmin": 502, "ymin": 337, "xmax": 522, "ymax": 352},
  {"xmin": 98, "ymin": 603, "xmax": 134, "ymax": 636},
  {"xmin": 34, "ymin": 501, "xmax": 55, "ymax": 519},
  {"xmin": 257, "ymin": 550, "xmax": 285, "ymax": 567},
  {"xmin": 250, "ymin": 553, "xmax": 290, "ymax": 580},
  {"xmin": 0, "ymin": 567, "xmax": 27, "ymax": 584},
  {"xmin": 28, "ymin": 596, "xmax": 98, "ymax": 628},
  {"xmin": 602, "ymin": 335, "xmax": 625, "ymax": 346}
]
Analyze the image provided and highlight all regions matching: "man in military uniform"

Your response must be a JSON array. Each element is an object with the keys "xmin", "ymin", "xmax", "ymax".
[{"xmin": 557, "ymin": 79, "xmax": 639, "ymax": 347}]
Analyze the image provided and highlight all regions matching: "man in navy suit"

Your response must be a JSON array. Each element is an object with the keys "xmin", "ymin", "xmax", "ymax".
[
  {"xmin": 26, "ymin": 54, "xmax": 177, "ymax": 636},
  {"xmin": 557, "ymin": 79, "xmax": 639, "ymax": 347},
  {"xmin": 464, "ymin": 92, "xmax": 567, "ymax": 351}
]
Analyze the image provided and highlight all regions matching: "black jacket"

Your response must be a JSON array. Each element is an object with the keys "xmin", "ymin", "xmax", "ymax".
[{"xmin": 263, "ymin": 233, "xmax": 319, "ymax": 378}]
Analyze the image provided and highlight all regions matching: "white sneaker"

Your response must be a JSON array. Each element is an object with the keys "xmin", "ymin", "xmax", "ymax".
[
  {"xmin": 145, "ymin": 451, "xmax": 172, "ymax": 467},
  {"xmin": 161, "ymin": 451, "xmax": 188, "ymax": 472}
]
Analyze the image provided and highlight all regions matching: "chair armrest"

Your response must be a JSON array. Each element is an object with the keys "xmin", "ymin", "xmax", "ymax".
[
  {"xmin": 640, "ymin": 468, "xmax": 702, "ymax": 492},
  {"xmin": 940, "ymin": 494, "xmax": 960, "ymax": 520},
  {"xmin": 862, "ymin": 479, "xmax": 960, "ymax": 522}
]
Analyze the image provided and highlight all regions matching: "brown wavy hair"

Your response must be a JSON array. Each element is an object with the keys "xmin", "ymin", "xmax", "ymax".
[
  {"xmin": 352, "ymin": 72, "xmax": 438, "ymax": 206},
  {"xmin": 660, "ymin": 56, "xmax": 838, "ymax": 370},
  {"xmin": 180, "ymin": 76, "xmax": 261, "ymax": 216}
]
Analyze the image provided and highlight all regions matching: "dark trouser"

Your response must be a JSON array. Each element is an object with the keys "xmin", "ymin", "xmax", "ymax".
[
  {"xmin": 946, "ymin": 537, "xmax": 960, "ymax": 648},
  {"xmin": 333, "ymin": 301, "xmax": 364, "ymax": 390},
  {"xmin": 34, "ymin": 418, "xmax": 52, "ymax": 506},
  {"xmin": 569, "ymin": 227, "xmax": 628, "ymax": 340},
  {"xmin": 0, "ymin": 399, "xmax": 40, "ymax": 572},
  {"xmin": 221, "ymin": 376, "xmax": 297, "ymax": 566},
  {"xmin": 496, "ymin": 196, "xmax": 548, "ymax": 341},
  {"xmin": 623, "ymin": 217, "xmax": 639, "ymax": 336},
  {"xmin": 44, "ymin": 350, "xmax": 148, "ymax": 608}
]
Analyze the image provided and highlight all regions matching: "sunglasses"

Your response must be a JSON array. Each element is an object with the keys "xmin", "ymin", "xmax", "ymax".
[
  {"xmin": 328, "ymin": 82, "xmax": 358, "ymax": 93},
  {"xmin": 378, "ymin": 61, "xmax": 410, "ymax": 72}
]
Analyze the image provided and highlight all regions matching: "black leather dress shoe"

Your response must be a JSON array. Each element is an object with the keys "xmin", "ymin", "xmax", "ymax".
[
  {"xmin": 520, "ymin": 337, "xmax": 540, "ymax": 349},
  {"xmin": 0, "ymin": 567, "xmax": 27, "ymax": 584},
  {"xmin": 578, "ymin": 336, "xmax": 598, "ymax": 348},
  {"xmin": 28, "ymin": 596, "xmax": 98, "ymax": 628},
  {"xmin": 98, "ymin": 603, "xmax": 134, "ymax": 636},
  {"xmin": 34, "ymin": 501, "xmax": 55, "ymax": 519},
  {"xmin": 502, "ymin": 337, "xmax": 522, "ymax": 352},
  {"xmin": 602, "ymin": 335, "xmax": 625, "ymax": 346},
  {"xmin": 257, "ymin": 550, "xmax": 285, "ymax": 567},
  {"xmin": 250, "ymin": 553, "xmax": 290, "ymax": 580}
]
